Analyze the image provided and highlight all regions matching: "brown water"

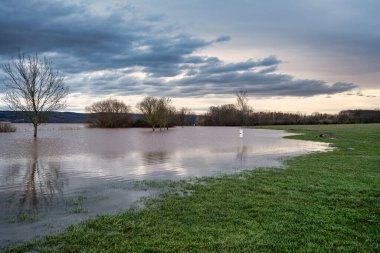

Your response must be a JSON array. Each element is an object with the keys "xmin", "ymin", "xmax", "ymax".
[{"xmin": 0, "ymin": 124, "xmax": 331, "ymax": 246}]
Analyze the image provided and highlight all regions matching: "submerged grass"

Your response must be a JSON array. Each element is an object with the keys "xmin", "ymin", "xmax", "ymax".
[
  {"xmin": 5, "ymin": 124, "xmax": 380, "ymax": 252},
  {"xmin": 65, "ymin": 196, "xmax": 89, "ymax": 214},
  {"xmin": 8, "ymin": 211, "xmax": 37, "ymax": 224}
]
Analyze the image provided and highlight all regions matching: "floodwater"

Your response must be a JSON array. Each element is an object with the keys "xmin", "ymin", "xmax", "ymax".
[{"xmin": 0, "ymin": 124, "xmax": 331, "ymax": 245}]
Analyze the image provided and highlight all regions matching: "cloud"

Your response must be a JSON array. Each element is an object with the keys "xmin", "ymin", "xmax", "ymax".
[
  {"xmin": 0, "ymin": 0, "xmax": 359, "ymax": 100},
  {"xmin": 167, "ymin": 71, "xmax": 357, "ymax": 97},
  {"xmin": 0, "ymin": 0, "xmax": 218, "ymax": 76},
  {"xmin": 257, "ymin": 66, "xmax": 278, "ymax": 74},
  {"xmin": 256, "ymin": 56, "xmax": 282, "ymax": 66},
  {"xmin": 215, "ymin": 35, "xmax": 231, "ymax": 43},
  {"xmin": 64, "ymin": 56, "xmax": 357, "ymax": 98},
  {"xmin": 131, "ymin": 0, "xmax": 380, "ymax": 91},
  {"xmin": 183, "ymin": 56, "xmax": 280, "ymax": 76}
]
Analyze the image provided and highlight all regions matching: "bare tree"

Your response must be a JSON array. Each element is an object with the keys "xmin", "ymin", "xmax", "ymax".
[
  {"xmin": 1, "ymin": 53, "xmax": 69, "ymax": 137},
  {"xmin": 203, "ymin": 104, "xmax": 240, "ymax": 126},
  {"xmin": 236, "ymin": 90, "xmax": 251, "ymax": 126},
  {"xmin": 85, "ymin": 98, "xmax": 131, "ymax": 128},
  {"xmin": 136, "ymin": 96, "xmax": 175, "ymax": 131},
  {"xmin": 176, "ymin": 107, "xmax": 192, "ymax": 127},
  {"xmin": 157, "ymin": 97, "xmax": 175, "ymax": 130},
  {"xmin": 136, "ymin": 96, "xmax": 159, "ymax": 131}
]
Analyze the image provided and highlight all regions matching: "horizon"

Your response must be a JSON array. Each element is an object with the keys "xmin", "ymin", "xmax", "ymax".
[
  {"xmin": 0, "ymin": 0, "xmax": 379, "ymax": 114},
  {"xmin": 1, "ymin": 108, "xmax": 380, "ymax": 117}
]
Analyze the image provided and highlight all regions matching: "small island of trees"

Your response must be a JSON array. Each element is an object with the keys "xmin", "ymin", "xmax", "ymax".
[
  {"xmin": 85, "ymin": 98, "xmax": 131, "ymax": 128},
  {"xmin": 85, "ymin": 96, "xmax": 195, "ymax": 130}
]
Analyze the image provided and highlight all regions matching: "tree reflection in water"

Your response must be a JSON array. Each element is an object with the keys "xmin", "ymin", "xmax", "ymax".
[
  {"xmin": 5, "ymin": 139, "xmax": 67, "ymax": 218},
  {"xmin": 142, "ymin": 151, "xmax": 168, "ymax": 165},
  {"xmin": 236, "ymin": 145, "xmax": 248, "ymax": 168}
]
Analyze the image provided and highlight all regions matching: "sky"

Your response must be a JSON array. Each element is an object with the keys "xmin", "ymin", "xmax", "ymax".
[{"xmin": 0, "ymin": 0, "xmax": 379, "ymax": 113}]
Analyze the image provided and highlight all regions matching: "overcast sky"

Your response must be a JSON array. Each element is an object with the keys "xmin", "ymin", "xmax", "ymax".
[{"xmin": 0, "ymin": 0, "xmax": 379, "ymax": 113}]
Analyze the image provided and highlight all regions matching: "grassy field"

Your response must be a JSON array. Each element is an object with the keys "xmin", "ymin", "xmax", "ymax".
[{"xmin": 5, "ymin": 124, "xmax": 379, "ymax": 252}]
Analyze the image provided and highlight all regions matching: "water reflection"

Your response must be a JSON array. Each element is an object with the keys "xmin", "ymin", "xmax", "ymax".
[
  {"xmin": 142, "ymin": 151, "xmax": 169, "ymax": 165},
  {"xmin": 3, "ymin": 140, "xmax": 66, "ymax": 216},
  {"xmin": 236, "ymin": 145, "xmax": 248, "ymax": 166}
]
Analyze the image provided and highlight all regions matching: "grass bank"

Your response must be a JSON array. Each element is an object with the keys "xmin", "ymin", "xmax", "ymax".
[{"xmin": 5, "ymin": 124, "xmax": 380, "ymax": 252}]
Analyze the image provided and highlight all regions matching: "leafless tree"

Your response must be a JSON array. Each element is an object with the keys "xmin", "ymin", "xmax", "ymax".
[
  {"xmin": 85, "ymin": 98, "xmax": 131, "ymax": 128},
  {"xmin": 176, "ymin": 107, "xmax": 193, "ymax": 127},
  {"xmin": 204, "ymin": 104, "xmax": 241, "ymax": 126},
  {"xmin": 136, "ymin": 96, "xmax": 159, "ymax": 131},
  {"xmin": 136, "ymin": 96, "xmax": 175, "ymax": 131},
  {"xmin": 157, "ymin": 97, "xmax": 175, "ymax": 130},
  {"xmin": 1, "ymin": 53, "xmax": 69, "ymax": 137},
  {"xmin": 236, "ymin": 90, "xmax": 251, "ymax": 126}
]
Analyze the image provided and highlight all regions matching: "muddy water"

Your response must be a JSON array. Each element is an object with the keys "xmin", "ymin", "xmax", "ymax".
[{"xmin": 0, "ymin": 124, "xmax": 331, "ymax": 245}]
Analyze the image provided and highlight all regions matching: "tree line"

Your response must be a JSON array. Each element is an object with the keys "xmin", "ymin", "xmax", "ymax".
[
  {"xmin": 88, "ymin": 91, "xmax": 380, "ymax": 129},
  {"xmin": 202, "ymin": 107, "xmax": 380, "ymax": 126},
  {"xmin": 200, "ymin": 91, "xmax": 380, "ymax": 126}
]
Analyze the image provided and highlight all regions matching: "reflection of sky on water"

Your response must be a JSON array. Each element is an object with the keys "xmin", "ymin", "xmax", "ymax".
[{"xmin": 0, "ymin": 124, "xmax": 331, "ymax": 245}]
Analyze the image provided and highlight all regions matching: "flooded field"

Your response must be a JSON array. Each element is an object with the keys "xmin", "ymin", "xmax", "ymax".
[{"xmin": 0, "ymin": 124, "xmax": 331, "ymax": 245}]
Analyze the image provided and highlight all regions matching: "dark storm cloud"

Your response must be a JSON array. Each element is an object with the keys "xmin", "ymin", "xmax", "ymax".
[
  {"xmin": 182, "ymin": 56, "xmax": 280, "ymax": 76},
  {"xmin": 0, "ymin": 1, "xmax": 127, "ymax": 57},
  {"xmin": 0, "ymin": 0, "xmax": 358, "ymax": 98},
  {"xmin": 0, "ymin": 0, "xmax": 215, "ymax": 76},
  {"xmin": 67, "ymin": 56, "xmax": 357, "ymax": 98},
  {"xmin": 167, "ymin": 71, "xmax": 357, "ymax": 97}
]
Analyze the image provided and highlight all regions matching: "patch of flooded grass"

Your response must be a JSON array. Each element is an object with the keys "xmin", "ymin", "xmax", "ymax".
[
  {"xmin": 67, "ymin": 206, "xmax": 88, "ymax": 214},
  {"xmin": 65, "ymin": 195, "xmax": 87, "ymax": 206},
  {"xmin": 9, "ymin": 211, "xmax": 37, "ymax": 223},
  {"xmin": 65, "ymin": 196, "xmax": 88, "ymax": 214}
]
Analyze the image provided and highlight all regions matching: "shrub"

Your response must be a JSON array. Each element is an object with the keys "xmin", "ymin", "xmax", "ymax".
[
  {"xmin": 0, "ymin": 122, "xmax": 16, "ymax": 132},
  {"xmin": 85, "ymin": 99, "xmax": 131, "ymax": 128}
]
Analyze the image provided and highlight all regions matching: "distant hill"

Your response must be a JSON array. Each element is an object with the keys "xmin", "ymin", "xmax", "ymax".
[
  {"xmin": 0, "ymin": 111, "xmax": 143, "ymax": 123},
  {"xmin": 0, "ymin": 111, "xmax": 87, "ymax": 123}
]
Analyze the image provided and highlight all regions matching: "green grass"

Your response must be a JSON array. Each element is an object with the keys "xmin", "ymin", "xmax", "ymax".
[{"xmin": 5, "ymin": 124, "xmax": 380, "ymax": 252}]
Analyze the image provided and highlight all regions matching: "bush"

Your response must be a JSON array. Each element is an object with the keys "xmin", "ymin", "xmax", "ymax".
[
  {"xmin": 0, "ymin": 122, "xmax": 16, "ymax": 132},
  {"xmin": 85, "ymin": 99, "xmax": 132, "ymax": 128}
]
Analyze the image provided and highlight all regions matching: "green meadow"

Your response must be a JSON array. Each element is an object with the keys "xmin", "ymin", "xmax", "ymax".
[{"xmin": 6, "ymin": 124, "xmax": 379, "ymax": 252}]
